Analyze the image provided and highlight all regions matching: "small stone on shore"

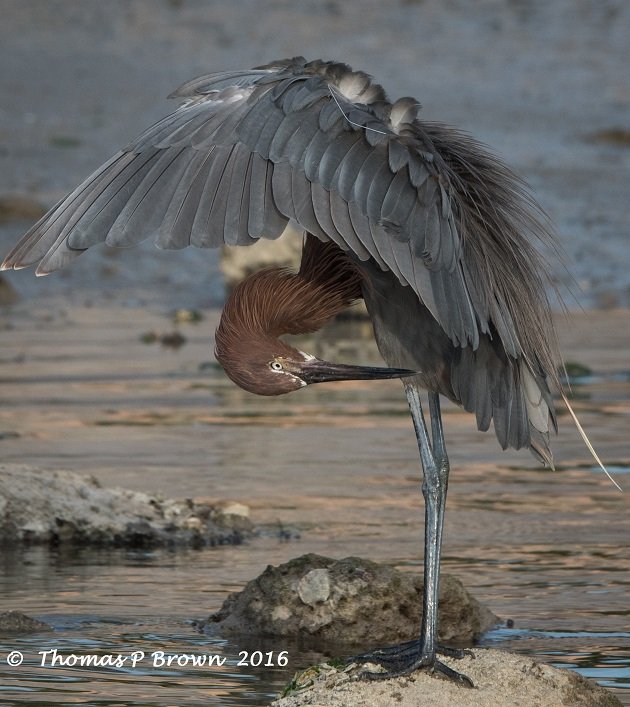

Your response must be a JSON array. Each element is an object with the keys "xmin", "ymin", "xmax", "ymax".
[{"xmin": 271, "ymin": 650, "xmax": 622, "ymax": 707}]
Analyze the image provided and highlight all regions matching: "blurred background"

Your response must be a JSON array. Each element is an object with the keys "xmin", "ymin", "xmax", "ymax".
[{"xmin": 1, "ymin": 0, "xmax": 629, "ymax": 307}]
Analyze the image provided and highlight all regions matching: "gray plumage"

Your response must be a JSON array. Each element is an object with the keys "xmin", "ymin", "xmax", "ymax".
[{"xmin": 1, "ymin": 55, "xmax": 561, "ymax": 464}]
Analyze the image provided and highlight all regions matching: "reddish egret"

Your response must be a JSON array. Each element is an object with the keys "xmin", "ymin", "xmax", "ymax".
[{"xmin": 2, "ymin": 57, "xmax": 587, "ymax": 686}]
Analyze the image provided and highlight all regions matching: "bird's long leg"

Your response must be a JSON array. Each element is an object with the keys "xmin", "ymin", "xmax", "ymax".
[
  {"xmin": 427, "ymin": 390, "xmax": 448, "ymax": 644},
  {"xmin": 347, "ymin": 384, "xmax": 473, "ymax": 687}
]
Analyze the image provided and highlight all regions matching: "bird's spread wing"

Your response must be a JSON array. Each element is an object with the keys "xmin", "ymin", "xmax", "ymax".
[{"xmin": 2, "ymin": 57, "xmax": 539, "ymax": 352}]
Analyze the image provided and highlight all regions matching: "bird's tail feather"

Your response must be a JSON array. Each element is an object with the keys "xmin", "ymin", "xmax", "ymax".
[{"xmin": 561, "ymin": 391, "xmax": 622, "ymax": 491}]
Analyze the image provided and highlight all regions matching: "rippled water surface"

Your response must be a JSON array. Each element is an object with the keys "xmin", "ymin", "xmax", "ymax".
[{"xmin": 1, "ymin": 306, "xmax": 629, "ymax": 705}]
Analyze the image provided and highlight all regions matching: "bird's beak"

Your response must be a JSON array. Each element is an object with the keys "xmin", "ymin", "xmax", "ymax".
[{"xmin": 299, "ymin": 359, "xmax": 417, "ymax": 385}]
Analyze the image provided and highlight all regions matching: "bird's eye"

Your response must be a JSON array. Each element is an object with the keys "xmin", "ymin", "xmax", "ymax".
[{"xmin": 270, "ymin": 361, "xmax": 283, "ymax": 372}]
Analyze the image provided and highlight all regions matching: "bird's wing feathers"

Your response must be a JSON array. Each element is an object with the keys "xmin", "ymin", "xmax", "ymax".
[{"xmin": 4, "ymin": 58, "xmax": 502, "ymax": 348}]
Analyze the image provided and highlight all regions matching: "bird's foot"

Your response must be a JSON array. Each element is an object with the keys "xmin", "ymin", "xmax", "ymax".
[{"xmin": 346, "ymin": 639, "xmax": 474, "ymax": 688}]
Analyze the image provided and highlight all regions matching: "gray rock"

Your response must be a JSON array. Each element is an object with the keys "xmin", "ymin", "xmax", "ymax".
[
  {"xmin": 271, "ymin": 650, "xmax": 622, "ymax": 707},
  {"xmin": 0, "ymin": 464, "xmax": 252, "ymax": 548},
  {"xmin": 0, "ymin": 275, "xmax": 18, "ymax": 305},
  {"xmin": 220, "ymin": 226, "xmax": 303, "ymax": 294},
  {"xmin": 0, "ymin": 194, "xmax": 46, "ymax": 224},
  {"xmin": 0, "ymin": 611, "xmax": 52, "ymax": 635},
  {"xmin": 203, "ymin": 554, "xmax": 498, "ymax": 646}
]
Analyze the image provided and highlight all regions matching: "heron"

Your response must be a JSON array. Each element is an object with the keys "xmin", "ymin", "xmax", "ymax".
[{"xmin": 1, "ymin": 57, "xmax": 602, "ymax": 687}]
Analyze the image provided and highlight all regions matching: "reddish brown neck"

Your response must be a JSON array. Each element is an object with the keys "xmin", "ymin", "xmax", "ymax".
[
  {"xmin": 217, "ymin": 236, "xmax": 364, "ymax": 342},
  {"xmin": 214, "ymin": 236, "xmax": 365, "ymax": 390}
]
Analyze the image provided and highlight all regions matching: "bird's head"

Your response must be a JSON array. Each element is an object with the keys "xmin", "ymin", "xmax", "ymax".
[
  {"xmin": 215, "ymin": 334, "xmax": 415, "ymax": 397},
  {"xmin": 214, "ymin": 253, "xmax": 415, "ymax": 397}
]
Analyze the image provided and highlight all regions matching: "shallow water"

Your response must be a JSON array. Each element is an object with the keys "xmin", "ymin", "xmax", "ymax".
[{"xmin": 0, "ymin": 305, "xmax": 629, "ymax": 705}]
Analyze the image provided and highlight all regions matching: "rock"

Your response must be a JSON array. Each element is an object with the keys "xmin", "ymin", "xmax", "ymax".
[
  {"xmin": 172, "ymin": 308, "xmax": 204, "ymax": 324},
  {"xmin": 214, "ymin": 500, "xmax": 250, "ymax": 519},
  {"xmin": 0, "ymin": 194, "xmax": 47, "ymax": 224},
  {"xmin": 220, "ymin": 226, "xmax": 303, "ymax": 294},
  {"xmin": 298, "ymin": 568, "xmax": 331, "ymax": 606},
  {"xmin": 139, "ymin": 329, "xmax": 187, "ymax": 348},
  {"xmin": 0, "ymin": 464, "xmax": 253, "ymax": 548},
  {"xmin": 202, "ymin": 554, "xmax": 498, "ymax": 646},
  {"xmin": 271, "ymin": 650, "xmax": 622, "ymax": 707},
  {"xmin": 0, "ymin": 275, "xmax": 18, "ymax": 305},
  {"xmin": 0, "ymin": 611, "xmax": 52, "ymax": 635}
]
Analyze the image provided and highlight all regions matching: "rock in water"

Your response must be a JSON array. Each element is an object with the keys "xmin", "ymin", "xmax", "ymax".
[
  {"xmin": 0, "ymin": 611, "xmax": 52, "ymax": 635},
  {"xmin": 0, "ymin": 464, "xmax": 252, "ymax": 548},
  {"xmin": 202, "ymin": 553, "xmax": 498, "ymax": 646}
]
